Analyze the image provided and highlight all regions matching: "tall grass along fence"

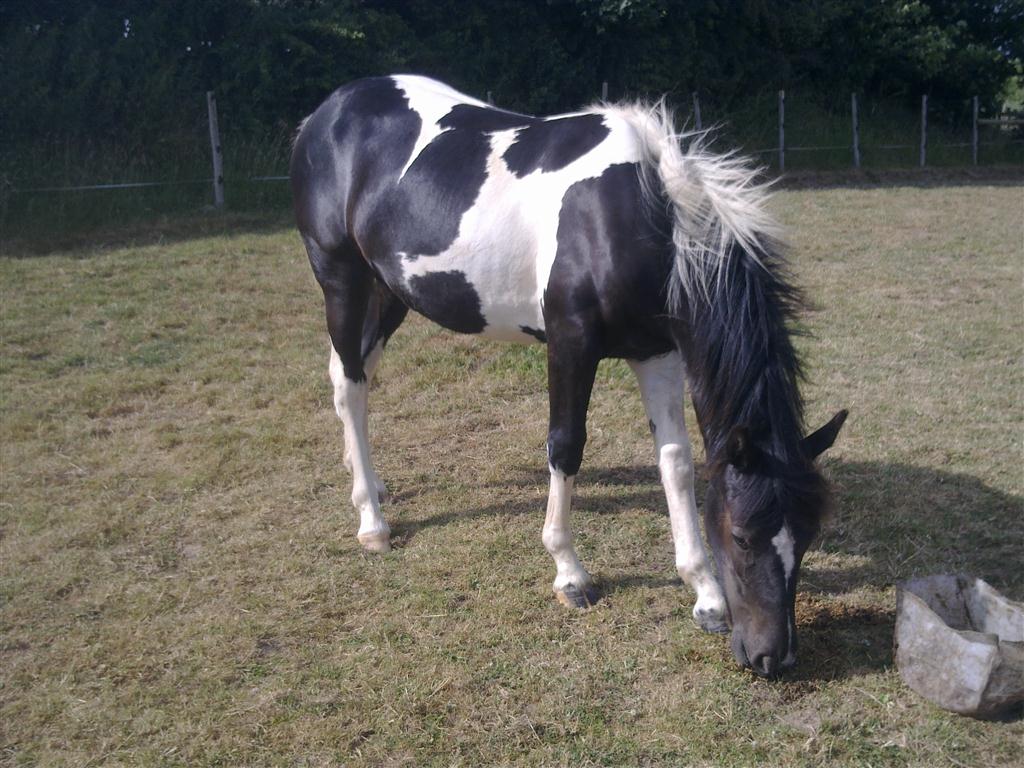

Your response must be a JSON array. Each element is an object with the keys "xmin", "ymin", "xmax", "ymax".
[
  {"xmin": 2, "ymin": 86, "xmax": 1021, "ymax": 241},
  {"xmin": 4, "ymin": 93, "xmax": 291, "ymax": 210},
  {"xmin": 687, "ymin": 88, "xmax": 1023, "ymax": 174}
]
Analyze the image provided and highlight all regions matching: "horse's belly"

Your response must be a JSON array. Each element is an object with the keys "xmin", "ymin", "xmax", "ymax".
[{"xmin": 395, "ymin": 229, "xmax": 546, "ymax": 343}]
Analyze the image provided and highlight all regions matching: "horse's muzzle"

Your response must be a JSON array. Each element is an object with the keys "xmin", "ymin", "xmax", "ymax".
[{"xmin": 732, "ymin": 632, "xmax": 795, "ymax": 680}]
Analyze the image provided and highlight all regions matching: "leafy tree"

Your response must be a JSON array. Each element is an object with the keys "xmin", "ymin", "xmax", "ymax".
[{"xmin": 1, "ymin": 0, "xmax": 1019, "ymax": 151}]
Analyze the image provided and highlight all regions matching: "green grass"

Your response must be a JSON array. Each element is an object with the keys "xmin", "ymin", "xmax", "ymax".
[{"xmin": 1, "ymin": 185, "xmax": 1022, "ymax": 766}]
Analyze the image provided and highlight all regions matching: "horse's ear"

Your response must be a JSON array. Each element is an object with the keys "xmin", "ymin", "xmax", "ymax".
[
  {"xmin": 726, "ymin": 425, "xmax": 756, "ymax": 472},
  {"xmin": 802, "ymin": 409, "xmax": 848, "ymax": 459}
]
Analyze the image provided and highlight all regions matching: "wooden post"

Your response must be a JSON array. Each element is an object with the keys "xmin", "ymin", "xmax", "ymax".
[
  {"xmin": 486, "ymin": 90, "xmax": 492, "ymax": 103},
  {"xmin": 778, "ymin": 89, "xmax": 785, "ymax": 173},
  {"xmin": 206, "ymin": 91, "xmax": 224, "ymax": 207},
  {"xmin": 601, "ymin": 81, "xmax": 608, "ymax": 101},
  {"xmin": 692, "ymin": 92, "xmax": 702, "ymax": 131},
  {"xmin": 919, "ymin": 94, "xmax": 928, "ymax": 167},
  {"xmin": 972, "ymin": 95, "xmax": 979, "ymax": 166},
  {"xmin": 851, "ymin": 93, "xmax": 861, "ymax": 169}
]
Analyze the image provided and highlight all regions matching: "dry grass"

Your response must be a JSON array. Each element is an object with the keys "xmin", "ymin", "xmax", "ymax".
[{"xmin": 2, "ymin": 183, "xmax": 1022, "ymax": 766}]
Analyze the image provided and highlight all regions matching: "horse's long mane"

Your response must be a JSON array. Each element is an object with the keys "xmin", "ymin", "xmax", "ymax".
[
  {"xmin": 682, "ymin": 241, "xmax": 807, "ymax": 463},
  {"xmin": 607, "ymin": 102, "xmax": 807, "ymax": 466}
]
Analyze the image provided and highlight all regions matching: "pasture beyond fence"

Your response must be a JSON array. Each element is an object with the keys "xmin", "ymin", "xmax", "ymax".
[{"xmin": 5, "ymin": 84, "xmax": 1022, "ymax": 213}]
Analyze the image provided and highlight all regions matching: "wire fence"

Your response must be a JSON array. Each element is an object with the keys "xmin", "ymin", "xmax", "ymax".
[{"xmin": 6, "ymin": 87, "xmax": 1023, "ymax": 207}]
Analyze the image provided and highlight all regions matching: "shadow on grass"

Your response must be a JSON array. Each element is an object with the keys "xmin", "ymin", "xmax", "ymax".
[
  {"xmin": 389, "ymin": 458, "xmax": 1021, "ymax": 682},
  {"xmin": 387, "ymin": 472, "xmax": 664, "ymax": 548},
  {"xmin": 388, "ymin": 463, "xmax": 670, "ymax": 546},
  {"xmin": 789, "ymin": 596, "xmax": 896, "ymax": 683},
  {"xmin": 816, "ymin": 460, "xmax": 1023, "ymax": 595},
  {"xmin": 393, "ymin": 459, "xmax": 1022, "ymax": 595},
  {"xmin": 388, "ymin": 496, "xmax": 541, "ymax": 550}
]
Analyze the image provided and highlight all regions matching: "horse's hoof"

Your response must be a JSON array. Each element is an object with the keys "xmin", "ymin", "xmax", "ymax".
[
  {"xmin": 555, "ymin": 583, "xmax": 598, "ymax": 609},
  {"xmin": 693, "ymin": 607, "xmax": 730, "ymax": 634},
  {"xmin": 357, "ymin": 531, "xmax": 391, "ymax": 553}
]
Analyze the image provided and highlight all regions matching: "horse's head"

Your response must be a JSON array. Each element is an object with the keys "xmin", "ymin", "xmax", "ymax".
[{"xmin": 704, "ymin": 410, "xmax": 847, "ymax": 678}]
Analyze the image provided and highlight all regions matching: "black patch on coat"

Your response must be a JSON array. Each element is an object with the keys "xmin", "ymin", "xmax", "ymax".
[
  {"xmin": 438, "ymin": 104, "xmax": 535, "ymax": 133},
  {"xmin": 406, "ymin": 270, "xmax": 486, "ymax": 333},
  {"xmin": 291, "ymin": 77, "xmax": 421, "ymax": 253},
  {"xmin": 392, "ymin": 128, "xmax": 492, "ymax": 258},
  {"xmin": 520, "ymin": 325, "xmax": 547, "ymax": 343},
  {"xmin": 296, "ymin": 78, "xmax": 498, "ymax": 331},
  {"xmin": 503, "ymin": 114, "xmax": 610, "ymax": 177},
  {"xmin": 361, "ymin": 281, "xmax": 410, "ymax": 360},
  {"xmin": 545, "ymin": 163, "xmax": 675, "ymax": 361}
]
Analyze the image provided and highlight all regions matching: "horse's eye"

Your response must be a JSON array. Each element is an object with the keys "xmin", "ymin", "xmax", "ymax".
[{"xmin": 732, "ymin": 533, "xmax": 751, "ymax": 551}]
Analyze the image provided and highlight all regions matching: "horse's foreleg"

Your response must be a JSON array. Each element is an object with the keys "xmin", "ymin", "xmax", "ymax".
[
  {"xmin": 629, "ymin": 353, "xmax": 729, "ymax": 633},
  {"xmin": 543, "ymin": 337, "xmax": 600, "ymax": 608}
]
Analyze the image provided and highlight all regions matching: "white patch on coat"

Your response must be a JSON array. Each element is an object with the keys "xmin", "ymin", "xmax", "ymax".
[
  {"xmin": 542, "ymin": 468, "xmax": 591, "ymax": 591},
  {"xmin": 399, "ymin": 129, "xmax": 541, "ymax": 341},
  {"xmin": 329, "ymin": 345, "xmax": 388, "ymax": 540},
  {"xmin": 772, "ymin": 523, "xmax": 797, "ymax": 664},
  {"xmin": 772, "ymin": 524, "xmax": 796, "ymax": 585},
  {"xmin": 390, "ymin": 76, "xmax": 645, "ymax": 342},
  {"xmin": 392, "ymin": 74, "xmax": 487, "ymax": 180},
  {"xmin": 528, "ymin": 111, "xmax": 641, "ymax": 312}
]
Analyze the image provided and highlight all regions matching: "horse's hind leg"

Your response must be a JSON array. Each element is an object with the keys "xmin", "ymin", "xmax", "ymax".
[
  {"xmin": 342, "ymin": 281, "xmax": 408, "ymax": 502},
  {"xmin": 629, "ymin": 352, "xmax": 729, "ymax": 633},
  {"xmin": 306, "ymin": 236, "xmax": 405, "ymax": 553}
]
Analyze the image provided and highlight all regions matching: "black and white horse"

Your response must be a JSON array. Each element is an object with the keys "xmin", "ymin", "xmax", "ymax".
[{"xmin": 290, "ymin": 75, "xmax": 847, "ymax": 678}]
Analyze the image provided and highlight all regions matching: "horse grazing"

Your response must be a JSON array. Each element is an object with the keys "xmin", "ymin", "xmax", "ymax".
[{"xmin": 290, "ymin": 75, "xmax": 847, "ymax": 678}]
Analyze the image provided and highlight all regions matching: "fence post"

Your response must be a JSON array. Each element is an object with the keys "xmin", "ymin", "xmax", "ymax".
[
  {"xmin": 972, "ymin": 95, "xmax": 979, "ymax": 166},
  {"xmin": 206, "ymin": 91, "xmax": 225, "ymax": 207},
  {"xmin": 778, "ymin": 89, "xmax": 785, "ymax": 173},
  {"xmin": 692, "ymin": 92, "xmax": 702, "ymax": 131},
  {"xmin": 487, "ymin": 90, "xmax": 492, "ymax": 103},
  {"xmin": 919, "ymin": 94, "xmax": 928, "ymax": 168},
  {"xmin": 601, "ymin": 81, "xmax": 608, "ymax": 101},
  {"xmin": 851, "ymin": 93, "xmax": 861, "ymax": 169}
]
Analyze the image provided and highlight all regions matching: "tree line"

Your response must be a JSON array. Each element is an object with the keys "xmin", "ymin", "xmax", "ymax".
[{"xmin": 2, "ymin": 0, "xmax": 1021, "ymax": 150}]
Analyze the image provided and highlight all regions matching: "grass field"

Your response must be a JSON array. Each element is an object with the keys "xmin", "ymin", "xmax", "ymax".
[{"xmin": 1, "ymin": 182, "xmax": 1022, "ymax": 766}]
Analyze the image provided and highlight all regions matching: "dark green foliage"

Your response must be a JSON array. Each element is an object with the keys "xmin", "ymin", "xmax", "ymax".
[
  {"xmin": 2, "ymin": 0, "xmax": 1019, "ymax": 143},
  {"xmin": 0, "ymin": 0, "xmax": 1019, "ymax": 221}
]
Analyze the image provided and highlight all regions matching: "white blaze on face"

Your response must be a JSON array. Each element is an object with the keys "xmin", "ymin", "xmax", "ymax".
[
  {"xmin": 771, "ymin": 523, "xmax": 796, "ymax": 586},
  {"xmin": 771, "ymin": 522, "xmax": 798, "ymax": 666},
  {"xmin": 783, "ymin": 614, "xmax": 796, "ymax": 667}
]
